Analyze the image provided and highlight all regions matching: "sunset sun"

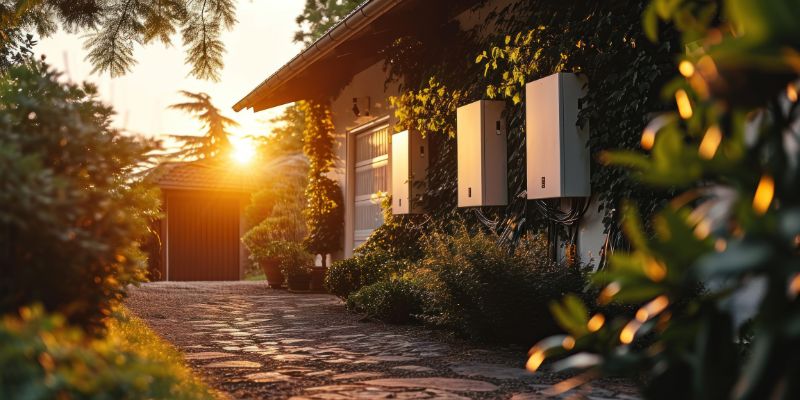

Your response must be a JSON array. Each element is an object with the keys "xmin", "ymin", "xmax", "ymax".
[{"xmin": 230, "ymin": 137, "xmax": 256, "ymax": 164}]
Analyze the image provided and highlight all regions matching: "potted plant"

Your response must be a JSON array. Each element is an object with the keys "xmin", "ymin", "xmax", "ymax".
[
  {"xmin": 242, "ymin": 221, "xmax": 285, "ymax": 288},
  {"xmin": 278, "ymin": 242, "xmax": 314, "ymax": 291}
]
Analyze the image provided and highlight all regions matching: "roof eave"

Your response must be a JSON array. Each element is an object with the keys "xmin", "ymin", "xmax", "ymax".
[{"xmin": 232, "ymin": 0, "xmax": 403, "ymax": 112}]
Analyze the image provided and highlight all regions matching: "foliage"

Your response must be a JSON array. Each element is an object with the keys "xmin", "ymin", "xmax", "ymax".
[
  {"xmin": 0, "ymin": 29, "xmax": 35, "ymax": 72},
  {"xmin": 246, "ymin": 175, "xmax": 307, "ymax": 227},
  {"xmin": 355, "ymin": 197, "xmax": 424, "ymax": 261},
  {"xmin": 301, "ymin": 100, "xmax": 343, "ymax": 259},
  {"xmin": 389, "ymin": 77, "xmax": 464, "ymax": 138},
  {"xmin": 294, "ymin": 0, "xmax": 362, "ymax": 45},
  {"xmin": 347, "ymin": 278, "xmax": 425, "ymax": 324},
  {"xmin": 277, "ymin": 242, "xmax": 314, "ymax": 279},
  {"xmin": 0, "ymin": 61, "xmax": 159, "ymax": 333},
  {"xmin": 529, "ymin": 1, "xmax": 800, "ymax": 399},
  {"xmin": 242, "ymin": 215, "xmax": 306, "ymax": 264},
  {"xmin": 324, "ymin": 250, "xmax": 410, "ymax": 299},
  {"xmin": 383, "ymin": 0, "xmax": 680, "ymax": 238},
  {"xmin": 168, "ymin": 90, "xmax": 235, "ymax": 160},
  {"xmin": 418, "ymin": 228, "xmax": 587, "ymax": 343},
  {"xmin": 0, "ymin": 0, "xmax": 236, "ymax": 80},
  {"xmin": 262, "ymin": 103, "xmax": 307, "ymax": 159},
  {"xmin": 0, "ymin": 305, "xmax": 216, "ymax": 400}
]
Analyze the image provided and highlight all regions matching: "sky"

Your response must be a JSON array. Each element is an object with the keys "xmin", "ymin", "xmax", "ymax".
[{"xmin": 36, "ymin": 1, "xmax": 306, "ymax": 145}]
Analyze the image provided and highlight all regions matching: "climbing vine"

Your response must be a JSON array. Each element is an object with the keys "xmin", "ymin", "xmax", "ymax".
[
  {"xmin": 383, "ymin": 0, "xmax": 681, "ymax": 241},
  {"xmin": 301, "ymin": 100, "xmax": 344, "ymax": 264}
]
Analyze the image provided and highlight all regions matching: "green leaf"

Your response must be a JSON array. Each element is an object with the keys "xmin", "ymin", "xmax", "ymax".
[{"xmin": 549, "ymin": 294, "xmax": 589, "ymax": 337}]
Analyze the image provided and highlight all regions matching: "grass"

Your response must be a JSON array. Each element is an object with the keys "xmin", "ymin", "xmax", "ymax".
[
  {"xmin": 106, "ymin": 307, "xmax": 221, "ymax": 399},
  {"xmin": 0, "ymin": 305, "xmax": 220, "ymax": 399},
  {"xmin": 244, "ymin": 271, "xmax": 266, "ymax": 281}
]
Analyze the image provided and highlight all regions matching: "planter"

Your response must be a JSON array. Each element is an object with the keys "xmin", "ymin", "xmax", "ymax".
[
  {"xmin": 260, "ymin": 260, "xmax": 285, "ymax": 289},
  {"xmin": 287, "ymin": 273, "xmax": 312, "ymax": 291},
  {"xmin": 310, "ymin": 267, "xmax": 327, "ymax": 291}
]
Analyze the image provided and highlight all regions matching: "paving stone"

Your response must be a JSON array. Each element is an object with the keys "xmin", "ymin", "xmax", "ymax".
[
  {"xmin": 183, "ymin": 352, "xmax": 236, "ymax": 360},
  {"xmin": 356, "ymin": 355, "xmax": 417, "ymax": 363},
  {"xmin": 510, "ymin": 393, "xmax": 548, "ymax": 400},
  {"xmin": 332, "ymin": 371, "xmax": 384, "ymax": 380},
  {"xmin": 205, "ymin": 360, "xmax": 262, "ymax": 368},
  {"xmin": 245, "ymin": 371, "xmax": 292, "ymax": 383},
  {"xmin": 450, "ymin": 362, "xmax": 535, "ymax": 380},
  {"xmin": 362, "ymin": 377, "xmax": 499, "ymax": 392},
  {"xmin": 274, "ymin": 354, "xmax": 312, "ymax": 362},
  {"xmin": 394, "ymin": 365, "xmax": 435, "ymax": 372}
]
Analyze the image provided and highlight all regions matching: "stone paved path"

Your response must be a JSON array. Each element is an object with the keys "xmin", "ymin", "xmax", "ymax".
[{"xmin": 126, "ymin": 282, "xmax": 640, "ymax": 400}]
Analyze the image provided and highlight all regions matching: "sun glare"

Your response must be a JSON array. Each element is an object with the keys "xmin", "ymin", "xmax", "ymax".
[{"xmin": 230, "ymin": 137, "xmax": 256, "ymax": 165}]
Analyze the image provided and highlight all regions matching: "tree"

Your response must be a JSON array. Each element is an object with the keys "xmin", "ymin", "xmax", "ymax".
[
  {"xmin": 169, "ymin": 90, "xmax": 235, "ymax": 160},
  {"xmin": 261, "ymin": 102, "xmax": 306, "ymax": 159},
  {"xmin": 0, "ymin": 29, "xmax": 35, "ymax": 72},
  {"xmin": 0, "ymin": 61, "xmax": 159, "ymax": 333},
  {"xmin": 530, "ymin": 1, "xmax": 800, "ymax": 399},
  {"xmin": 0, "ymin": 0, "xmax": 236, "ymax": 80},
  {"xmin": 294, "ymin": 0, "xmax": 362, "ymax": 45}
]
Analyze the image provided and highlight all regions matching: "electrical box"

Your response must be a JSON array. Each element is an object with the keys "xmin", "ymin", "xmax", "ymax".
[
  {"xmin": 457, "ymin": 100, "xmax": 507, "ymax": 207},
  {"xmin": 526, "ymin": 72, "xmax": 590, "ymax": 199},
  {"xmin": 391, "ymin": 129, "xmax": 428, "ymax": 214}
]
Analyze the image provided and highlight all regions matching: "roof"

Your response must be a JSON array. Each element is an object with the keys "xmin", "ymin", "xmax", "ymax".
[
  {"xmin": 148, "ymin": 160, "xmax": 267, "ymax": 193},
  {"xmin": 233, "ymin": 0, "xmax": 481, "ymax": 112}
]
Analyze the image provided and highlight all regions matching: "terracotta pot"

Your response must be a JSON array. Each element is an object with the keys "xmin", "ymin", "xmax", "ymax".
[
  {"xmin": 287, "ymin": 273, "xmax": 311, "ymax": 291},
  {"xmin": 260, "ymin": 259, "xmax": 285, "ymax": 289},
  {"xmin": 310, "ymin": 267, "xmax": 327, "ymax": 291}
]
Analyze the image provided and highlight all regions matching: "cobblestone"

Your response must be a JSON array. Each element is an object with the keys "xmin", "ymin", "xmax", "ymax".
[{"xmin": 126, "ymin": 281, "xmax": 640, "ymax": 400}]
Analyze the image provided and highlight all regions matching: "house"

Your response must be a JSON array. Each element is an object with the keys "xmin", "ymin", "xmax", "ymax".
[
  {"xmin": 233, "ymin": 0, "xmax": 606, "ymax": 263},
  {"xmin": 147, "ymin": 161, "xmax": 264, "ymax": 281}
]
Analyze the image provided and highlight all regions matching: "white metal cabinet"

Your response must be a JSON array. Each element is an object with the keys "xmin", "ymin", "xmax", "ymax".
[
  {"xmin": 391, "ymin": 129, "xmax": 428, "ymax": 214},
  {"xmin": 457, "ymin": 100, "xmax": 507, "ymax": 207},
  {"xmin": 525, "ymin": 73, "xmax": 590, "ymax": 199}
]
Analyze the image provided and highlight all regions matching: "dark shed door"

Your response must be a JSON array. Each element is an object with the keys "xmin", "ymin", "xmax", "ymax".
[{"xmin": 167, "ymin": 192, "xmax": 240, "ymax": 281}]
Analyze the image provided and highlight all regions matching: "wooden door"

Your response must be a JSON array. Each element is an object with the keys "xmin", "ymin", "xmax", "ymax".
[{"xmin": 167, "ymin": 192, "xmax": 241, "ymax": 281}]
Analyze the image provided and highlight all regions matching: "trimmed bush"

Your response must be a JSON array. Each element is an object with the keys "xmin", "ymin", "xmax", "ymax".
[
  {"xmin": 346, "ymin": 278, "xmax": 425, "ymax": 324},
  {"xmin": 325, "ymin": 250, "xmax": 410, "ymax": 298},
  {"xmin": 420, "ymin": 228, "xmax": 587, "ymax": 343},
  {"xmin": 0, "ymin": 62, "xmax": 158, "ymax": 333},
  {"xmin": 0, "ymin": 305, "xmax": 215, "ymax": 399}
]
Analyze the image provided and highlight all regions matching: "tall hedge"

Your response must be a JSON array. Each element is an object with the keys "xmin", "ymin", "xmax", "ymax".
[{"xmin": 0, "ymin": 62, "xmax": 158, "ymax": 333}]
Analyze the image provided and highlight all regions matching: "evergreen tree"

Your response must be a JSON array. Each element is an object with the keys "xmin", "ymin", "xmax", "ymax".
[
  {"xmin": 294, "ymin": 0, "xmax": 362, "ymax": 45},
  {"xmin": 0, "ymin": 0, "xmax": 236, "ymax": 80},
  {"xmin": 168, "ymin": 90, "xmax": 235, "ymax": 160}
]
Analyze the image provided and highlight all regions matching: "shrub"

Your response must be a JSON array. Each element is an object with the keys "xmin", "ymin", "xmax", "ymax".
[
  {"xmin": 356, "ymin": 197, "xmax": 424, "ymax": 261},
  {"xmin": 325, "ymin": 250, "xmax": 411, "ymax": 298},
  {"xmin": 242, "ymin": 215, "xmax": 306, "ymax": 264},
  {"xmin": 420, "ymin": 228, "xmax": 587, "ymax": 343},
  {"xmin": 277, "ymin": 242, "xmax": 314, "ymax": 279},
  {"xmin": 0, "ymin": 62, "xmax": 158, "ymax": 333},
  {"xmin": 0, "ymin": 305, "xmax": 215, "ymax": 399},
  {"xmin": 347, "ymin": 278, "xmax": 425, "ymax": 324}
]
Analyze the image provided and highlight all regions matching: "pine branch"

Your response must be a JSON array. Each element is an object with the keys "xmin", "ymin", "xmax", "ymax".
[{"xmin": 84, "ymin": 0, "xmax": 142, "ymax": 77}]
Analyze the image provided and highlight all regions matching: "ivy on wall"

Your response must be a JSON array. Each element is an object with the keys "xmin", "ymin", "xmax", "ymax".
[{"xmin": 384, "ymin": 0, "xmax": 681, "ymax": 244}]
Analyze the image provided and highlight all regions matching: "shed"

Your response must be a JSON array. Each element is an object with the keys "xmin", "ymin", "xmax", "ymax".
[{"xmin": 147, "ymin": 161, "xmax": 263, "ymax": 281}]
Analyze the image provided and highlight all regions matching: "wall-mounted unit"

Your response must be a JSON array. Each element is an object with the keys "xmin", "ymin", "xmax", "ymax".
[
  {"xmin": 457, "ymin": 100, "xmax": 507, "ymax": 207},
  {"xmin": 526, "ymin": 72, "xmax": 590, "ymax": 199},
  {"xmin": 391, "ymin": 129, "xmax": 428, "ymax": 214}
]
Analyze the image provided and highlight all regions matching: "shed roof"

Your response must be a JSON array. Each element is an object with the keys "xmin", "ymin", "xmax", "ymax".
[
  {"xmin": 149, "ymin": 160, "xmax": 266, "ymax": 193},
  {"xmin": 233, "ymin": 0, "xmax": 481, "ymax": 112}
]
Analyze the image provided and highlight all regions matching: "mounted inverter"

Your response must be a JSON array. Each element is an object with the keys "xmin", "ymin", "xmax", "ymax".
[
  {"xmin": 457, "ymin": 100, "xmax": 507, "ymax": 207},
  {"xmin": 526, "ymin": 72, "xmax": 590, "ymax": 199},
  {"xmin": 391, "ymin": 129, "xmax": 428, "ymax": 214}
]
